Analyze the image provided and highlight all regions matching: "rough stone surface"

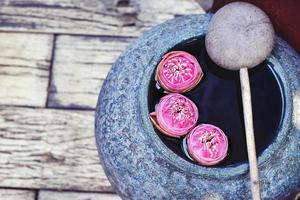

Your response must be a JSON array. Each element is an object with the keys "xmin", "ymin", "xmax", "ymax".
[{"xmin": 95, "ymin": 14, "xmax": 300, "ymax": 199}]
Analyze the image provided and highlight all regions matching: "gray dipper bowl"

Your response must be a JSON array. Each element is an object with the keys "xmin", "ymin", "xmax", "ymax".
[{"xmin": 95, "ymin": 14, "xmax": 300, "ymax": 200}]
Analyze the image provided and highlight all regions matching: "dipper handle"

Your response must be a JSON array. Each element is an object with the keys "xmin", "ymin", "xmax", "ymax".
[{"xmin": 240, "ymin": 68, "xmax": 261, "ymax": 200}]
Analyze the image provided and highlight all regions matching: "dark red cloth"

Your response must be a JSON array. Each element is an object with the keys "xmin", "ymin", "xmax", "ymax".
[{"xmin": 212, "ymin": 0, "xmax": 300, "ymax": 54}]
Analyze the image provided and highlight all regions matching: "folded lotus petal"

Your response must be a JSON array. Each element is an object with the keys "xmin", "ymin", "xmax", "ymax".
[
  {"xmin": 149, "ymin": 93, "xmax": 198, "ymax": 137},
  {"xmin": 187, "ymin": 124, "xmax": 228, "ymax": 166},
  {"xmin": 156, "ymin": 51, "xmax": 203, "ymax": 93},
  {"xmin": 149, "ymin": 112, "xmax": 181, "ymax": 138}
]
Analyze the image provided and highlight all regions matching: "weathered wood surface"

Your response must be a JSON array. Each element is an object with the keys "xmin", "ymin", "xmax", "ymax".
[
  {"xmin": 0, "ymin": 32, "xmax": 53, "ymax": 107},
  {"xmin": 0, "ymin": 0, "xmax": 204, "ymax": 36},
  {"xmin": 0, "ymin": 0, "xmax": 203, "ymax": 197},
  {"xmin": 39, "ymin": 190, "xmax": 121, "ymax": 200},
  {"xmin": 48, "ymin": 35, "xmax": 132, "ymax": 109},
  {"xmin": 0, "ymin": 106, "xmax": 111, "ymax": 192},
  {"xmin": 0, "ymin": 189, "xmax": 35, "ymax": 200}
]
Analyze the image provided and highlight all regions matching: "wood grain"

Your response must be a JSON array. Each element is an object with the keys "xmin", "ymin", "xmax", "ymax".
[
  {"xmin": 48, "ymin": 35, "xmax": 132, "ymax": 109},
  {"xmin": 0, "ymin": 106, "xmax": 111, "ymax": 192},
  {"xmin": 0, "ymin": 189, "xmax": 35, "ymax": 200},
  {"xmin": 38, "ymin": 190, "xmax": 120, "ymax": 200},
  {"xmin": 240, "ymin": 68, "xmax": 261, "ymax": 200},
  {"xmin": 0, "ymin": 0, "xmax": 204, "ymax": 36},
  {"xmin": 0, "ymin": 0, "xmax": 205, "ymax": 194},
  {"xmin": 0, "ymin": 32, "xmax": 53, "ymax": 107}
]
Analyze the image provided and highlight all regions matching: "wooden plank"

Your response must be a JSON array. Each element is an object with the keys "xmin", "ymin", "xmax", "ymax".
[
  {"xmin": 137, "ymin": 0, "xmax": 204, "ymax": 27},
  {"xmin": 0, "ymin": 189, "xmax": 35, "ymax": 200},
  {"xmin": 0, "ymin": 0, "xmax": 204, "ymax": 36},
  {"xmin": 48, "ymin": 35, "xmax": 132, "ymax": 109},
  {"xmin": 39, "ymin": 190, "xmax": 120, "ymax": 200},
  {"xmin": 0, "ymin": 32, "xmax": 53, "ymax": 107},
  {"xmin": 0, "ymin": 106, "xmax": 111, "ymax": 192}
]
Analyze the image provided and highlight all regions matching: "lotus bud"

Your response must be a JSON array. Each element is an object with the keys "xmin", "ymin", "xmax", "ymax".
[
  {"xmin": 150, "ymin": 94, "xmax": 198, "ymax": 138},
  {"xmin": 187, "ymin": 124, "xmax": 228, "ymax": 166},
  {"xmin": 155, "ymin": 51, "xmax": 203, "ymax": 93}
]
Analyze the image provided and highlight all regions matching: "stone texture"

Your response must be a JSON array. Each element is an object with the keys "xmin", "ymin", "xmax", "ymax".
[{"xmin": 95, "ymin": 14, "xmax": 300, "ymax": 199}]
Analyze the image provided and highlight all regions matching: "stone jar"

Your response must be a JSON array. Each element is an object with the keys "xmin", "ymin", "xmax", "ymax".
[{"xmin": 95, "ymin": 14, "xmax": 300, "ymax": 200}]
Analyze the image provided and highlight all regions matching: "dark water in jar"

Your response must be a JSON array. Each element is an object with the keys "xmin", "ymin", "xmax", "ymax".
[{"xmin": 148, "ymin": 37, "xmax": 283, "ymax": 167}]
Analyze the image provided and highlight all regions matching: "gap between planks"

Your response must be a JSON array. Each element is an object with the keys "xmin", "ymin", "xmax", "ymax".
[
  {"xmin": 47, "ymin": 34, "xmax": 134, "ymax": 109},
  {"xmin": 45, "ymin": 34, "xmax": 57, "ymax": 108},
  {"xmin": 0, "ymin": 31, "xmax": 134, "ymax": 110},
  {"xmin": 0, "ymin": 0, "xmax": 205, "ymax": 110}
]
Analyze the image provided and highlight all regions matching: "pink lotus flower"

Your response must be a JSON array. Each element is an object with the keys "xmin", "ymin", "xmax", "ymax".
[
  {"xmin": 156, "ymin": 51, "xmax": 203, "ymax": 93},
  {"xmin": 187, "ymin": 124, "xmax": 228, "ymax": 166},
  {"xmin": 149, "ymin": 94, "xmax": 198, "ymax": 138}
]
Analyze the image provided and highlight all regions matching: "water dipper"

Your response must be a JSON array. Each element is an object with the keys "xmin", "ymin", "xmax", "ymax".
[{"xmin": 205, "ymin": 2, "xmax": 275, "ymax": 200}]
